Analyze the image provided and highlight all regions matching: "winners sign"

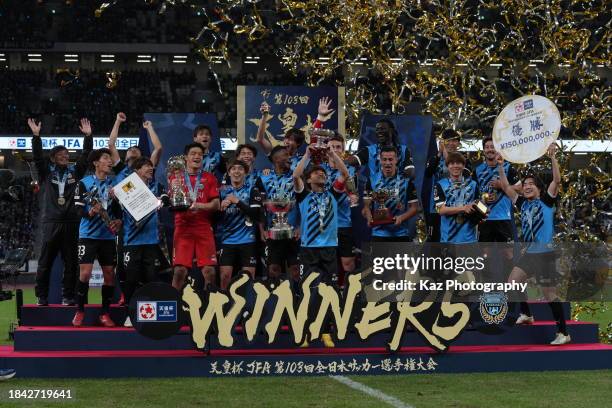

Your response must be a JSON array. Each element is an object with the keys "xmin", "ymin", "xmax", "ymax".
[{"xmin": 181, "ymin": 273, "xmax": 470, "ymax": 353}]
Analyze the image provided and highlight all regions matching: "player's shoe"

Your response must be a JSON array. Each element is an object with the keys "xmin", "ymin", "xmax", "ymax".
[
  {"xmin": 0, "ymin": 369, "xmax": 16, "ymax": 380},
  {"xmin": 321, "ymin": 333, "xmax": 335, "ymax": 348},
  {"xmin": 72, "ymin": 311, "xmax": 85, "ymax": 327},
  {"xmin": 124, "ymin": 316, "xmax": 133, "ymax": 327},
  {"xmin": 62, "ymin": 297, "xmax": 75, "ymax": 306},
  {"xmin": 118, "ymin": 293, "xmax": 126, "ymax": 307},
  {"xmin": 516, "ymin": 314, "xmax": 534, "ymax": 325},
  {"xmin": 36, "ymin": 297, "xmax": 48, "ymax": 306},
  {"xmin": 550, "ymin": 332, "xmax": 571, "ymax": 345},
  {"xmin": 98, "ymin": 313, "xmax": 116, "ymax": 328}
]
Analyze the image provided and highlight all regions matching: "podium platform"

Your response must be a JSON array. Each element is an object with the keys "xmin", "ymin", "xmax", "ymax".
[{"xmin": 2, "ymin": 301, "xmax": 610, "ymax": 377}]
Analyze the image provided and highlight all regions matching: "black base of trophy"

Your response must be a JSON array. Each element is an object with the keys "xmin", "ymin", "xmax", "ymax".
[{"xmin": 169, "ymin": 205, "xmax": 190, "ymax": 212}]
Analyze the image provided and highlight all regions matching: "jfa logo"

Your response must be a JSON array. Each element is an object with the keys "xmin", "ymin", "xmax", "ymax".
[
  {"xmin": 16, "ymin": 139, "xmax": 26, "ymax": 148},
  {"xmin": 137, "ymin": 301, "xmax": 177, "ymax": 322},
  {"xmin": 138, "ymin": 302, "xmax": 157, "ymax": 321},
  {"xmin": 523, "ymin": 99, "xmax": 534, "ymax": 110}
]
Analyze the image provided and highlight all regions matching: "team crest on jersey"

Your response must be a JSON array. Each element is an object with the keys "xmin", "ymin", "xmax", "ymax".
[{"xmin": 479, "ymin": 292, "xmax": 508, "ymax": 324}]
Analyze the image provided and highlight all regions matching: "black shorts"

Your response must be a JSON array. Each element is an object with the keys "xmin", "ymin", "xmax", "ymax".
[
  {"xmin": 479, "ymin": 220, "xmax": 514, "ymax": 243},
  {"xmin": 515, "ymin": 251, "xmax": 559, "ymax": 285},
  {"xmin": 298, "ymin": 247, "xmax": 337, "ymax": 285},
  {"xmin": 425, "ymin": 212, "xmax": 440, "ymax": 242},
  {"xmin": 219, "ymin": 243, "xmax": 258, "ymax": 268},
  {"xmin": 78, "ymin": 238, "xmax": 116, "ymax": 266},
  {"xmin": 123, "ymin": 244, "xmax": 161, "ymax": 283},
  {"xmin": 266, "ymin": 238, "xmax": 299, "ymax": 267},
  {"xmin": 337, "ymin": 227, "xmax": 355, "ymax": 258}
]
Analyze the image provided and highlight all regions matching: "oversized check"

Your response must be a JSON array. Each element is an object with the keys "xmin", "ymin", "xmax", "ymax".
[{"xmin": 493, "ymin": 95, "xmax": 561, "ymax": 163}]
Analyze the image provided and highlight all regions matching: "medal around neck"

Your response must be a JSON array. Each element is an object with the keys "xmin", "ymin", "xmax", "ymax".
[{"xmin": 492, "ymin": 95, "xmax": 560, "ymax": 164}]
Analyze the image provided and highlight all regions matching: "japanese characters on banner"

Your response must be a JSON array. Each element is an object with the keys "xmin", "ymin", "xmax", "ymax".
[
  {"xmin": 237, "ymin": 86, "xmax": 345, "ymax": 169},
  {"xmin": 0, "ymin": 136, "xmax": 140, "ymax": 150},
  {"xmin": 492, "ymin": 95, "xmax": 561, "ymax": 164},
  {"xmin": 208, "ymin": 356, "xmax": 438, "ymax": 377}
]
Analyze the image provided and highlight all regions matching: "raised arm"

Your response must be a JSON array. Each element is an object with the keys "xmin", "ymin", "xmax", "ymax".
[
  {"xmin": 76, "ymin": 118, "xmax": 94, "ymax": 179},
  {"xmin": 255, "ymin": 102, "xmax": 273, "ymax": 155},
  {"xmin": 292, "ymin": 146, "xmax": 311, "ymax": 193},
  {"xmin": 109, "ymin": 112, "xmax": 126, "ymax": 165},
  {"xmin": 547, "ymin": 144, "xmax": 560, "ymax": 197},
  {"xmin": 143, "ymin": 120, "xmax": 163, "ymax": 167},
  {"xmin": 28, "ymin": 118, "xmax": 47, "ymax": 177},
  {"xmin": 328, "ymin": 148, "xmax": 349, "ymax": 182},
  {"xmin": 496, "ymin": 154, "xmax": 518, "ymax": 202}
]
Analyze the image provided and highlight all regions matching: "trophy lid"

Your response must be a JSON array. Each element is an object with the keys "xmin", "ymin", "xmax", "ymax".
[{"xmin": 264, "ymin": 199, "xmax": 295, "ymax": 212}]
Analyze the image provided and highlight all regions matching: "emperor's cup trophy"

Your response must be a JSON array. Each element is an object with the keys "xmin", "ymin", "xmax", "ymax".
[
  {"xmin": 308, "ymin": 128, "xmax": 335, "ymax": 164},
  {"xmin": 364, "ymin": 189, "xmax": 395, "ymax": 225},
  {"xmin": 166, "ymin": 155, "xmax": 191, "ymax": 211},
  {"xmin": 265, "ymin": 197, "xmax": 295, "ymax": 240}
]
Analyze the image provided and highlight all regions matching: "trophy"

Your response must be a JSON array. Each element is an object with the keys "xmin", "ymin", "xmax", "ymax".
[
  {"xmin": 264, "ymin": 198, "xmax": 295, "ymax": 240},
  {"xmin": 345, "ymin": 176, "xmax": 359, "ymax": 208},
  {"xmin": 308, "ymin": 128, "xmax": 335, "ymax": 164},
  {"xmin": 166, "ymin": 155, "xmax": 191, "ymax": 211},
  {"xmin": 364, "ymin": 189, "xmax": 395, "ymax": 225},
  {"xmin": 83, "ymin": 187, "xmax": 119, "ymax": 234},
  {"xmin": 466, "ymin": 200, "xmax": 489, "ymax": 225}
]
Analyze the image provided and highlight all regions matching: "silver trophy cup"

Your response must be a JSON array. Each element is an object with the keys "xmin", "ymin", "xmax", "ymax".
[
  {"xmin": 264, "ymin": 199, "xmax": 296, "ymax": 240},
  {"xmin": 166, "ymin": 155, "xmax": 192, "ymax": 211}
]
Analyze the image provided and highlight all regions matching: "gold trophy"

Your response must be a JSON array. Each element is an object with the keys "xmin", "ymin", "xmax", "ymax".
[
  {"xmin": 166, "ymin": 156, "xmax": 191, "ymax": 211},
  {"xmin": 364, "ymin": 188, "xmax": 395, "ymax": 225}
]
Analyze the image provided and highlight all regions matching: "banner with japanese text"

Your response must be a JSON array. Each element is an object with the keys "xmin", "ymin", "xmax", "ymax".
[{"xmin": 237, "ymin": 86, "xmax": 345, "ymax": 169}]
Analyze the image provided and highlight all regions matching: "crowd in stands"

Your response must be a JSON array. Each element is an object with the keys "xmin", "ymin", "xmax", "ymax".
[
  {"xmin": 0, "ymin": 176, "xmax": 37, "ymax": 259},
  {"xmin": 0, "ymin": 68, "xmax": 197, "ymax": 135},
  {"xmin": 0, "ymin": 0, "xmax": 197, "ymax": 47}
]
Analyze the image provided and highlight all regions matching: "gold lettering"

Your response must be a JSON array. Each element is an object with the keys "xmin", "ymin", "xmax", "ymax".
[
  {"xmin": 183, "ymin": 274, "xmax": 247, "ymax": 349},
  {"xmin": 309, "ymin": 273, "xmax": 361, "ymax": 341},
  {"xmin": 244, "ymin": 281, "xmax": 271, "ymax": 341},
  {"xmin": 265, "ymin": 273, "xmax": 318, "ymax": 344},
  {"xmin": 355, "ymin": 301, "xmax": 391, "ymax": 339}
]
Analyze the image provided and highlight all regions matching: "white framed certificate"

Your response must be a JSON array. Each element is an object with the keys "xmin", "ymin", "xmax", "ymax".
[{"xmin": 113, "ymin": 173, "xmax": 159, "ymax": 223}]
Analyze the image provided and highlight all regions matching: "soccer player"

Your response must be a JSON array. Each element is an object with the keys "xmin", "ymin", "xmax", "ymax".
[
  {"xmin": 255, "ymin": 101, "xmax": 311, "ymax": 171},
  {"xmin": 171, "ymin": 142, "xmax": 220, "ymax": 291},
  {"xmin": 108, "ymin": 112, "xmax": 163, "ymax": 178},
  {"xmin": 218, "ymin": 160, "xmax": 264, "ymax": 289},
  {"xmin": 346, "ymin": 118, "xmax": 414, "ymax": 179},
  {"xmin": 294, "ymin": 145, "xmax": 349, "ymax": 348},
  {"xmin": 425, "ymin": 129, "xmax": 472, "ymax": 242},
  {"xmin": 108, "ymin": 112, "xmax": 164, "ymax": 305},
  {"xmin": 474, "ymin": 136, "xmax": 520, "ymax": 283},
  {"xmin": 28, "ymin": 117, "xmax": 93, "ymax": 306},
  {"xmin": 221, "ymin": 144, "xmax": 263, "ymax": 189},
  {"xmin": 73, "ymin": 148, "xmax": 123, "ymax": 327},
  {"xmin": 260, "ymin": 145, "xmax": 300, "ymax": 285},
  {"xmin": 434, "ymin": 152, "xmax": 480, "ymax": 244},
  {"xmin": 323, "ymin": 134, "xmax": 358, "ymax": 280},
  {"xmin": 113, "ymin": 157, "xmax": 168, "ymax": 326},
  {"xmin": 192, "ymin": 124, "xmax": 225, "ymax": 175},
  {"xmin": 293, "ymin": 145, "xmax": 349, "ymax": 282},
  {"xmin": 362, "ymin": 146, "xmax": 419, "ymax": 242},
  {"xmin": 497, "ymin": 144, "xmax": 570, "ymax": 345},
  {"xmin": 475, "ymin": 136, "xmax": 519, "ymax": 243}
]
